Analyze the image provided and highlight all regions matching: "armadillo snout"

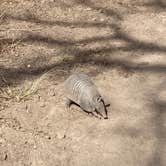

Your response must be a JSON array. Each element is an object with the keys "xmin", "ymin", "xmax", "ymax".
[{"xmin": 95, "ymin": 102, "xmax": 107, "ymax": 119}]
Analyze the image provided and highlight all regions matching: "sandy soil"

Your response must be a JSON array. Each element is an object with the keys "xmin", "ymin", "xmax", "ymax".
[{"xmin": 0, "ymin": 0, "xmax": 166, "ymax": 166}]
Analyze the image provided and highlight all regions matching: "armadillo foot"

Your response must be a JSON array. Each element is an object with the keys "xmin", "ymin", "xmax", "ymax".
[{"xmin": 91, "ymin": 111, "xmax": 102, "ymax": 119}]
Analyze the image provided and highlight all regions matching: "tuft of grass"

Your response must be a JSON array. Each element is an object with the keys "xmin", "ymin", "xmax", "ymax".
[
  {"xmin": 0, "ymin": 83, "xmax": 38, "ymax": 102},
  {"xmin": 0, "ymin": 68, "xmax": 61, "ymax": 102},
  {"xmin": 0, "ymin": 73, "xmax": 45, "ymax": 102}
]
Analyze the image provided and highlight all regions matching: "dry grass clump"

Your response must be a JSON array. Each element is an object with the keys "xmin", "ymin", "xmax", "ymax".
[
  {"xmin": 0, "ymin": 83, "xmax": 38, "ymax": 102},
  {"xmin": 0, "ymin": 68, "xmax": 59, "ymax": 102}
]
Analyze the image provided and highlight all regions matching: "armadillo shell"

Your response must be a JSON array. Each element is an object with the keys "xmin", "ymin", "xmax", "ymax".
[{"xmin": 64, "ymin": 73, "xmax": 99, "ymax": 107}]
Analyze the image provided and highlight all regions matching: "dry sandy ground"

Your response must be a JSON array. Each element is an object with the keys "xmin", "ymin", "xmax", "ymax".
[{"xmin": 0, "ymin": 0, "xmax": 166, "ymax": 166}]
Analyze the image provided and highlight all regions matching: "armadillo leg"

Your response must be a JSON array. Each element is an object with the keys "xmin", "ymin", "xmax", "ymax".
[
  {"xmin": 92, "ymin": 111, "xmax": 102, "ymax": 119},
  {"xmin": 64, "ymin": 97, "xmax": 72, "ymax": 109}
]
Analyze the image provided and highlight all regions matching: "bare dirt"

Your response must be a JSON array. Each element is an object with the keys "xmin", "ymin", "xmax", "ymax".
[{"xmin": 0, "ymin": 0, "xmax": 166, "ymax": 166}]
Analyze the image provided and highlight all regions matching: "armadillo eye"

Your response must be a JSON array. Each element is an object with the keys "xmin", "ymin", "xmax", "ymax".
[{"xmin": 97, "ymin": 96, "xmax": 102, "ymax": 102}]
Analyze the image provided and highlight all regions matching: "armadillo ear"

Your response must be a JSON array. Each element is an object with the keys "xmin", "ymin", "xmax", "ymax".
[{"xmin": 93, "ymin": 108, "xmax": 96, "ymax": 112}]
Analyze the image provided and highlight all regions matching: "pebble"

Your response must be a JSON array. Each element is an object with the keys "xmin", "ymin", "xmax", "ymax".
[
  {"xmin": 33, "ymin": 145, "xmax": 37, "ymax": 149},
  {"xmin": 45, "ymin": 135, "xmax": 51, "ymax": 140},
  {"xmin": 0, "ymin": 153, "xmax": 7, "ymax": 161},
  {"xmin": 57, "ymin": 132, "xmax": 66, "ymax": 139},
  {"xmin": 70, "ymin": 25, "xmax": 75, "ymax": 28},
  {"xmin": 0, "ymin": 138, "xmax": 5, "ymax": 144},
  {"xmin": 49, "ymin": 90, "xmax": 56, "ymax": 97},
  {"xmin": 27, "ymin": 64, "xmax": 31, "ymax": 68},
  {"xmin": 92, "ymin": 18, "xmax": 97, "ymax": 21},
  {"xmin": 40, "ymin": 102, "xmax": 46, "ymax": 108},
  {"xmin": 85, "ymin": 7, "xmax": 92, "ymax": 11},
  {"xmin": 0, "ymin": 106, "xmax": 5, "ymax": 111},
  {"xmin": 100, "ymin": 18, "xmax": 105, "ymax": 22}
]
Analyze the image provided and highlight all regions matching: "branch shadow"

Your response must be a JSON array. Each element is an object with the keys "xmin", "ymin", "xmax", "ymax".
[
  {"xmin": 144, "ymin": 0, "xmax": 166, "ymax": 9},
  {"xmin": 74, "ymin": 0, "xmax": 122, "ymax": 20},
  {"xmin": 6, "ymin": 14, "xmax": 166, "ymax": 54}
]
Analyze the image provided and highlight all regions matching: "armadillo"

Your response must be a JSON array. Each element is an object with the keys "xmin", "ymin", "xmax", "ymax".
[{"xmin": 64, "ymin": 73, "xmax": 108, "ymax": 119}]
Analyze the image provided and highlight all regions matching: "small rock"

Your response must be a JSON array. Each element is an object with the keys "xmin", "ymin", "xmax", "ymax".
[
  {"xmin": 33, "ymin": 145, "xmax": 37, "ymax": 149},
  {"xmin": 0, "ymin": 152, "xmax": 7, "ymax": 161},
  {"xmin": 70, "ymin": 25, "xmax": 75, "ymax": 28},
  {"xmin": 49, "ymin": 90, "xmax": 56, "ymax": 97},
  {"xmin": 24, "ymin": 141, "xmax": 28, "ymax": 144},
  {"xmin": 0, "ymin": 106, "xmax": 5, "ymax": 111},
  {"xmin": 98, "ymin": 9, "xmax": 103, "ymax": 13},
  {"xmin": 16, "ymin": 96, "xmax": 21, "ymax": 102},
  {"xmin": 27, "ymin": 64, "xmax": 31, "ymax": 68},
  {"xmin": 92, "ymin": 18, "xmax": 96, "ymax": 21},
  {"xmin": 100, "ymin": 18, "xmax": 105, "ymax": 22},
  {"xmin": 57, "ymin": 132, "xmax": 66, "ymax": 139},
  {"xmin": 40, "ymin": 102, "xmax": 46, "ymax": 108},
  {"xmin": 14, "ymin": 108, "xmax": 18, "ymax": 112},
  {"xmin": 41, "ymin": 0, "xmax": 46, "ymax": 3},
  {"xmin": 21, "ymin": 104, "xmax": 29, "ymax": 112},
  {"xmin": 0, "ymin": 138, "xmax": 5, "ymax": 144},
  {"xmin": 45, "ymin": 135, "xmax": 51, "ymax": 140},
  {"xmin": 85, "ymin": 7, "xmax": 91, "ymax": 11},
  {"xmin": 4, "ymin": 154, "xmax": 7, "ymax": 160}
]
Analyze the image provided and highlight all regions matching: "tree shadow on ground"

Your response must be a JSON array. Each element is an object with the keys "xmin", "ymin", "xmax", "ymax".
[
  {"xmin": 74, "ymin": 0, "xmax": 122, "ymax": 20},
  {"xmin": 0, "ymin": 1, "xmax": 166, "ymax": 87},
  {"xmin": 147, "ymin": 99, "xmax": 166, "ymax": 166},
  {"xmin": 0, "ymin": 27, "xmax": 166, "ymax": 87},
  {"xmin": 144, "ymin": 0, "xmax": 166, "ymax": 9}
]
